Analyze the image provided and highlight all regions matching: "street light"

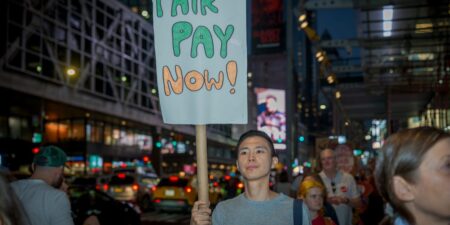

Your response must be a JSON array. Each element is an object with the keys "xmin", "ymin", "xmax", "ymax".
[
  {"xmin": 335, "ymin": 91, "xmax": 341, "ymax": 99},
  {"xmin": 327, "ymin": 74, "xmax": 335, "ymax": 84},
  {"xmin": 300, "ymin": 21, "xmax": 308, "ymax": 29},
  {"xmin": 315, "ymin": 51, "xmax": 323, "ymax": 58},
  {"xmin": 298, "ymin": 14, "xmax": 307, "ymax": 23},
  {"xmin": 318, "ymin": 55, "xmax": 325, "ymax": 62},
  {"xmin": 66, "ymin": 67, "xmax": 77, "ymax": 76}
]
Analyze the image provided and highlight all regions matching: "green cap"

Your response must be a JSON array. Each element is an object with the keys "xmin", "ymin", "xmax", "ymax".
[{"xmin": 33, "ymin": 146, "xmax": 67, "ymax": 167}]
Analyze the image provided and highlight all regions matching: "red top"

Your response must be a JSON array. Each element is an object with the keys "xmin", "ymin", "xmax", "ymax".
[{"xmin": 312, "ymin": 216, "xmax": 336, "ymax": 225}]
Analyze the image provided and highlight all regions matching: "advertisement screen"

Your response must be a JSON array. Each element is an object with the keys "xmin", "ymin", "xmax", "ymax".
[
  {"xmin": 251, "ymin": 0, "xmax": 285, "ymax": 54},
  {"xmin": 255, "ymin": 88, "xmax": 286, "ymax": 150}
]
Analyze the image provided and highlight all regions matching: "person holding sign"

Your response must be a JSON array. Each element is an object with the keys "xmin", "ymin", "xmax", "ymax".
[{"xmin": 190, "ymin": 130, "xmax": 310, "ymax": 225}]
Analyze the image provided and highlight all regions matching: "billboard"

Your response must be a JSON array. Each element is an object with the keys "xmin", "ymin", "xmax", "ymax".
[
  {"xmin": 255, "ymin": 88, "xmax": 286, "ymax": 150},
  {"xmin": 251, "ymin": 0, "xmax": 285, "ymax": 54}
]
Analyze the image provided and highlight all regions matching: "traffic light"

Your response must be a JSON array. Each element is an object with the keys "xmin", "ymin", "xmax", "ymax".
[
  {"xmin": 32, "ymin": 147, "xmax": 40, "ymax": 154},
  {"xmin": 32, "ymin": 133, "xmax": 42, "ymax": 143},
  {"xmin": 298, "ymin": 136, "xmax": 305, "ymax": 142},
  {"xmin": 353, "ymin": 149, "xmax": 363, "ymax": 156}
]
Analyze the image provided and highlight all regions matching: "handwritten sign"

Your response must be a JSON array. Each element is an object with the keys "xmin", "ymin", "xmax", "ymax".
[{"xmin": 152, "ymin": 0, "xmax": 248, "ymax": 124}]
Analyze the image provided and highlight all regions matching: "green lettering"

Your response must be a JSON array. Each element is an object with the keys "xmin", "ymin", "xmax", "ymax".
[
  {"xmin": 172, "ymin": 22, "xmax": 193, "ymax": 57},
  {"xmin": 191, "ymin": 26, "xmax": 214, "ymax": 58},
  {"xmin": 201, "ymin": 0, "xmax": 218, "ymax": 15},
  {"xmin": 192, "ymin": 0, "xmax": 198, "ymax": 14},
  {"xmin": 155, "ymin": 0, "xmax": 163, "ymax": 17},
  {"xmin": 213, "ymin": 25, "xmax": 234, "ymax": 58},
  {"xmin": 172, "ymin": 0, "xmax": 189, "ymax": 16}
]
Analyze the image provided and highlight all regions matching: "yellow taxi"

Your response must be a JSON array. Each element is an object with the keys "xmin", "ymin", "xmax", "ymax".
[{"xmin": 152, "ymin": 175, "xmax": 221, "ymax": 212}]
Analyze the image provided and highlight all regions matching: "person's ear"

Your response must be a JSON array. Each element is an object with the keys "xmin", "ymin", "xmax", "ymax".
[
  {"xmin": 393, "ymin": 175, "xmax": 415, "ymax": 202},
  {"xmin": 271, "ymin": 156, "xmax": 278, "ymax": 169}
]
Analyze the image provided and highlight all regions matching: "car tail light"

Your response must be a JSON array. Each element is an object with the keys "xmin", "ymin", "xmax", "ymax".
[
  {"xmin": 185, "ymin": 186, "xmax": 192, "ymax": 193},
  {"xmin": 153, "ymin": 199, "xmax": 161, "ymax": 203},
  {"xmin": 118, "ymin": 173, "xmax": 126, "ymax": 179},
  {"xmin": 169, "ymin": 176, "xmax": 179, "ymax": 182},
  {"xmin": 103, "ymin": 184, "xmax": 109, "ymax": 191},
  {"xmin": 95, "ymin": 184, "xmax": 101, "ymax": 190},
  {"xmin": 132, "ymin": 184, "xmax": 139, "ymax": 191},
  {"xmin": 213, "ymin": 182, "xmax": 219, "ymax": 187},
  {"xmin": 151, "ymin": 186, "xmax": 157, "ymax": 192},
  {"xmin": 237, "ymin": 182, "xmax": 244, "ymax": 189}
]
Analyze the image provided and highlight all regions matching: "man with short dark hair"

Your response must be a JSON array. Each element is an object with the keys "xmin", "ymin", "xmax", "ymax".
[
  {"xmin": 11, "ymin": 146, "xmax": 74, "ymax": 225},
  {"xmin": 319, "ymin": 148, "xmax": 360, "ymax": 225},
  {"xmin": 190, "ymin": 130, "xmax": 310, "ymax": 225}
]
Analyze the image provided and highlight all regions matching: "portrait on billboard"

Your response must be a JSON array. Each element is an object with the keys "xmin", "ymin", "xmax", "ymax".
[{"xmin": 255, "ymin": 88, "xmax": 286, "ymax": 149}]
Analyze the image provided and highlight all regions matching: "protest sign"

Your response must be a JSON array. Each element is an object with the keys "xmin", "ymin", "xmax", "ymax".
[{"xmin": 153, "ymin": 0, "xmax": 248, "ymax": 124}]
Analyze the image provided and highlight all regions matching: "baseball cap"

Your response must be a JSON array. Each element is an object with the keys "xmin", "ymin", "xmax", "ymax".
[{"xmin": 33, "ymin": 146, "xmax": 68, "ymax": 167}]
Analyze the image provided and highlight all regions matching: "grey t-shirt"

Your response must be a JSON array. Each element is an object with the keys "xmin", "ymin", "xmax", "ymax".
[
  {"xmin": 212, "ymin": 193, "xmax": 294, "ymax": 225},
  {"xmin": 11, "ymin": 179, "xmax": 74, "ymax": 225}
]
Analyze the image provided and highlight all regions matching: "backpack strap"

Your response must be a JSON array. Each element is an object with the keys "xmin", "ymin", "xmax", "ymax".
[{"xmin": 293, "ymin": 199, "xmax": 303, "ymax": 225}]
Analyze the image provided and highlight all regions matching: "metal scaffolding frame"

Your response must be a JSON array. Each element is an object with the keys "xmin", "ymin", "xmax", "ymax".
[{"xmin": 0, "ymin": 0, "xmax": 234, "ymax": 141}]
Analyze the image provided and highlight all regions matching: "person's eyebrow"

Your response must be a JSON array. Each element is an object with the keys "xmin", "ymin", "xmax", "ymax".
[
  {"xmin": 255, "ymin": 145, "xmax": 269, "ymax": 150},
  {"xmin": 238, "ymin": 146, "xmax": 249, "ymax": 152}
]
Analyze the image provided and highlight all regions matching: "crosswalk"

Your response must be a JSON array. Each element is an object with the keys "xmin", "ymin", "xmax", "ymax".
[{"xmin": 141, "ymin": 211, "xmax": 191, "ymax": 224}]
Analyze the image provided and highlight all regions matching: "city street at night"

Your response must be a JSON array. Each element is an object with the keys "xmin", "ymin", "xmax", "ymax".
[{"xmin": 1, "ymin": 0, "xmax": 449, "ymax": 225}]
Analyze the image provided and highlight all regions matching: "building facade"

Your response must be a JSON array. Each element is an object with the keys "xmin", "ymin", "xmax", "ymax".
[{"xmin": 0, "ymin": 0, "xmax": 238, "ymax": 175}]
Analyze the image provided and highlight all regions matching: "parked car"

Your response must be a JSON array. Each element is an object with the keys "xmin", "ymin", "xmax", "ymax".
[
  {"xmin": 108, "ymin": 173, "xmax": 159, "ymax": 211},
  {"xmin": 69, "ymin": 186, "xmax": 141, "ymax": 225},
  {"xmin": 152, "ymin": 175, "xmax": 222, "ymax": 212}
]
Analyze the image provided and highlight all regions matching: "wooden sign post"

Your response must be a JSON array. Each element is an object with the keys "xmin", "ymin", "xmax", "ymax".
[{"xmin": 195, "ymin": 125, "xmax": 209, "ymax": 201}]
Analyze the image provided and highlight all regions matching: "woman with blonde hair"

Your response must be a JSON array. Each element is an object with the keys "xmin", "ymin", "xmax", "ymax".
[
  {"xmin": 374, "ymin": 126, "xmax": 450, "ymax": 225},
  {"xmin": 298, "ymin": 179, "xmax": 336, "ymax": 225}
]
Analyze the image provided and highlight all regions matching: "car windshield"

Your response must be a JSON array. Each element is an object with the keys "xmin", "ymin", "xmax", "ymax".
[
  {"xmin": 157, "ymin": 178, "xmax": 189, "ymax": 187},
  {"xmin": 109, "ymin": 175, "xmax": 135, "ymax": 185}
]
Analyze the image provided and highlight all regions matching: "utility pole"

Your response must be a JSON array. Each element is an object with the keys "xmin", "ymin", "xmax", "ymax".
[{"xmin": 286, "ymin": 0, "xmax": 296, "ymax": 179}]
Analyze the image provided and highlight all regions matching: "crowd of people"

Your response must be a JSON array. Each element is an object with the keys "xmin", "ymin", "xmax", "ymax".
[
  {"xmin": 191, "ymin": 126, "xmax": 450, "ymax": 225},
  {"xmin": 1, "ymin": 126, "xmax": 449, "ymax": 225}
]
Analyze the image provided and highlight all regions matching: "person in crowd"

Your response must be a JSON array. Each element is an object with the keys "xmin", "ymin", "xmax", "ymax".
[
  {"xmin": 374, "ymin": 127, "xmax": 450, "ymax": 225},
  {"xmin": 0, "ymin": 172, "xmax": 30, "ymax": 225},
  {"xmin": 290, "ymin": 173, "xmax": 304, "ymax": 197},
  {"xmin": 319, "ymin": 148, "xmax": 360, "ymax": 225},
  {"xmin": 302, "ymin": 175, "xmax": 339, "ymax": 225},
  {"xmin": 190, "ymin": 130, "xmax": 310, "ymax": 225},
  {"xmin": 298, "ymin": 179, "xmax": 336, "ymax": 225},
  {"xmin": 10, "ymin": 146, "xmax": 74, "ymax": 225},
  {"xmin": 358, "ymin": 169, "xmax": 384, "ymax": 225},
  {"xmin": 275, "ymin": 169, "xmax": 291, "ymax": 196}
]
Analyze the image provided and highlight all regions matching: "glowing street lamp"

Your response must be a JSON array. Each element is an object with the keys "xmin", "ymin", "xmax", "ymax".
[
  {"xmin": 66, "ymin": 67, "xmax": 77, "ymax": 76},
  {"xmin": 300, "ymin": 21, "xmax": 308, "ymax": 29},
  {"xmin": 298, "ymin": 14, "xmax": 307, "ymax": 23},
  {"xmin": 327, "ymin": 74, "xmax": 335, "ymax": 84}
]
